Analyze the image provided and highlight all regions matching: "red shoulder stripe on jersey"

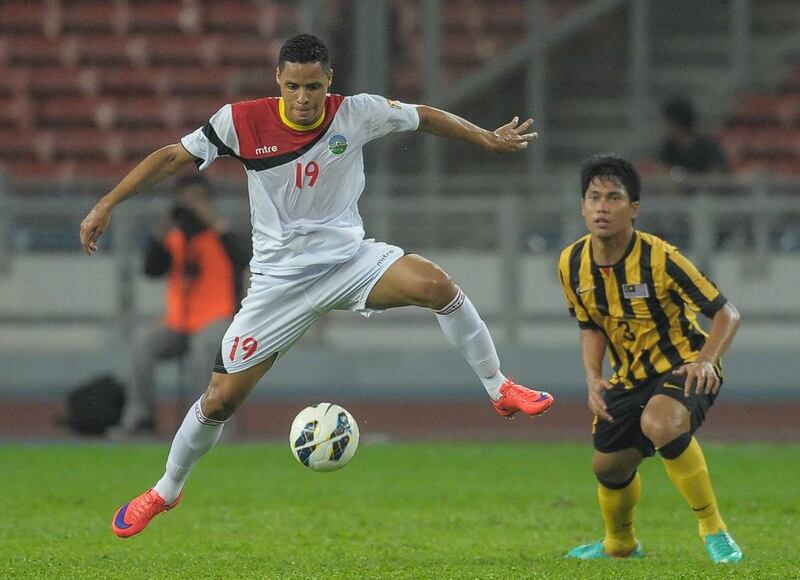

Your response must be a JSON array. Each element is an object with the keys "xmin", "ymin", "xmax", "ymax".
[{"xmin": 232, "ymin": 94, "xmax": 345, "ymax": 171}]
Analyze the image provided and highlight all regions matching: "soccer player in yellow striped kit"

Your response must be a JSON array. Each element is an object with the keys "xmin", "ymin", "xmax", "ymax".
[{"xmin": 558, "ymin": 155, "xmax": 743, "ymax": 563}]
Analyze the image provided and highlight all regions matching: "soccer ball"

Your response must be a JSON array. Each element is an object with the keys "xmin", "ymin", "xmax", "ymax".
[{"xmin": 289, "ymin": 403, "xmax": 359, "ymax": 472}]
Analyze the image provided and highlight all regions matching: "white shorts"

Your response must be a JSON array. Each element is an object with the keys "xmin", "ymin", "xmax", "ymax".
[{"xmin": 215, "ymin": 239, "xmax": 404, "ymax": 374}]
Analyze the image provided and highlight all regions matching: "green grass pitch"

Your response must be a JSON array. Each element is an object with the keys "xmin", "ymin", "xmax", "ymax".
[{"xmin": 2, "ymin": 442, "xmax": 798, "ymax": 579}]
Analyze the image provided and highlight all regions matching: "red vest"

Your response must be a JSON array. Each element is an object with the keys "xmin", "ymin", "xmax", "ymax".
[{"xmin": 162, "ymin": 229, "xmax": 235, "ymax": 332}]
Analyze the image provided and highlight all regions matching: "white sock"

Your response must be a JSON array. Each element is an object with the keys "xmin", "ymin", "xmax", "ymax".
[
  {"xmin": 154, "ymin": 397, "xmax": 225, "ymax": 503},
  {"xmin": 435, "ymin": 288, "xmax": 507, "ymax": 400}
]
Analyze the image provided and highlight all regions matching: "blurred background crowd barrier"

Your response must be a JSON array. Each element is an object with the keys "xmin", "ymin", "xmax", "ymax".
[{"xmin": 1, "ymin": 0, "xmax": 798, "ymax": 404}]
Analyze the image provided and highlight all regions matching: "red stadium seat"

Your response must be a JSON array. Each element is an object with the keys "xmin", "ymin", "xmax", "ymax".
[
  {"xmin": 175, "ymin": 96, "xmax": 225, "ymax": 128},
  {"xmin": 144, "ymin": 35, "xmax": 218, "ymax": 68},
  {"xmin": 0, "ymin": 159, "xmax": 62, "ymax": 179},
  {"xmin": 229, "ymin": 69, "xmax": 273, "ymax": 101},
  {"xmin": 217, "ymin": 38, "xmax": 275, "ymax": 68},
  {"xmin": 165, "ymin": 67, "xmax": 231, "ymax": 98},
  {"xmin": 203, "ymin": 2, "xmax": 263, "ymax": 35},
  {"xmin": 5, "ymin": 35, "xmax": 66, "ymax": 67},
  {"xmin": 24, "ymin": 66, "xmax": 97, "ymax": 98},
  {"xmin": 0, "ymin": 128, "xmax": 47, "ymax": 160},
  {"xmin": 48, "ymin": 128, "xmax": 114, "ymax": 161},
  {"xmin": 0, "ymin": 1, "xmax": 47, "ymax": 34},
  {"xmin": 443, "ymin": 33, "xmax": 484, "ymax": 65},
  {"xmin": 128, "ymin": 1, "xmax": 198, "ymax": 35},
  {"xmin": 0, "ymin": 96, "xmax": 32, "ymax": 132},
  {"xmin": 66, "ymin": 35, "xmax": 147, "ymax": 68},
  {"xmin": 95, "ymin": 67, "xmax": 167, "ymax": 97},
  {"xmin": 35, "ymin": 96, "xmax": 111, "ymax": 129},
  {"xmin": 115, "ymin": 127, "xmax": 185, "ymax": 162},
  {"xmin": 58, "ymin": 0, "xmax": 124, "ymax": 35},
  {"xmin": 106, "ymin": 96, "xmax": 179, "ymax": 129},
  {"xmin": 0, "ymin": 66, "xmax": 26, "ymax": 97}
]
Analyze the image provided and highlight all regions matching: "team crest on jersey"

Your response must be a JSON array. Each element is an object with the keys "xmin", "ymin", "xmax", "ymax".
[
  {"xmin": 386, "ymin": 99, "xmax": 402, "ymax": 110},
  {"xmin": 328, "ymin": 134, "xmax": 348, "ymax": 155}
]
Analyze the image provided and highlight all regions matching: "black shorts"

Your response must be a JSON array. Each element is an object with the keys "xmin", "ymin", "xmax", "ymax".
[{"xmin": 592, "ymin": 370, "xmax": 719, "ymax": 457}]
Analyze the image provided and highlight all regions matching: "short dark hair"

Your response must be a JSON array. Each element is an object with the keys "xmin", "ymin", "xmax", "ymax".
[
  {"xmin": 278, "ymin": 34, "xmax": 330, "ymax": 70},
  {"xmin": 580, "ymin": 154, "xmax": 641, "ymax": 202},
  {"xmin": 174, "ymin": 174, "xmax": 210, "ymax": 196},
  {"xmin": 663, "ymin": 98, "xmax": 695, "ymax": 130}
]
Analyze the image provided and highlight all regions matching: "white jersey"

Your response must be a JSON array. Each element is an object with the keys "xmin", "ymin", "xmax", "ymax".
[{"xmin": 181, "ymin": 93, "xmax": 419, "ymax": 275}]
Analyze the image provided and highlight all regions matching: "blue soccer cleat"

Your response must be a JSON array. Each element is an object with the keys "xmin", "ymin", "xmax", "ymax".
[
  {"xmin": 704, "ymin": 531, "xmax": 743, "ymax": 563},
  {"xmin": 566, "ymin": 539, "xmax": 643, "ymax": 559}
]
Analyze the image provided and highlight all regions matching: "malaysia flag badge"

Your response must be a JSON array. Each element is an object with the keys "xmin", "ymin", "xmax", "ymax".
[{"xmin": 622, "ymin": 283, "xmax": 650, "ymax": 299}]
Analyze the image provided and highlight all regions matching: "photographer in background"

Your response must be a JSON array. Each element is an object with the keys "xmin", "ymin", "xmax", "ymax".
[
  {"xmin": 110, "ymin": 175, "xmax": 250, "ymax": 438},
  {"xmin": 658, "ymin": 97, "xmax": 729, "ymax": 180}
]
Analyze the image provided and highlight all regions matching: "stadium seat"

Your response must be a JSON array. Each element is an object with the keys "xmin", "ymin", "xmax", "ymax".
[
  {"xmin": 66, "ymin": 35, "xmax": 147, "ymax": 68},
  {"xmin": 106, "ymin": 96, "xmax": 179, "ymax": 129},
  {"xmin": 5, "ymin": 36, "xmax": 66, "ymax": 68},
  {"xmin": 229, "ymin": 69, "xmax": 274, "ymax": 101},
  {"xmin": 203, "ymin": 2, "xmax": 266, "ymax": 35},
  {"xmin": 217, "ymin": 38, "xmax": 275, "ymax": 68},
  {"xmin": 48, "ymin": 129, "xmax": 114, "ymax": 161},
  {"xmin": 0, "ymin": 129, "xmax": 47, "ymax": 161},
  {"xmin": 25, "ymin": 67, "xmax": 97, "ymax": 98},
  {"xmin": 115, "ymin": 128, "xmax": 185, "ymax": 162},
  {"xmin": 57, "ymin": 0, "xmax": 124, "ymax": 35},
  {"xmin": 35, "ymin": 96, "xmax": 111, "ymax": 129},
  {"xmin": 95, "ymin": 68, "xmax": 167, "ymax": 97},
  {"xmin": 175, "ymin": 96, "xmax": 226, "ymax": 128},
  {"xmin": 0, "ymin": 67, "xmax": 26, "ymax": 97},
  {"xmin": 128, "ymin": 1, "xmax": 198, "ymax": 35},
  {"xmin": 443, "ymin": 33, "xmax": 484, "ymax": 66},
  {"xmin": 1, "ymin": 99, "xmax": 28, "ymax": 133},
  {"xmin": 165, "ymin": 68, "xmax": 230, "ymax": 98},
  {"xmin": 143, "ymin": 36, "xmax": 219, "ymax": 68},
  {"xmin": 0, "ymin": 1, "xmax": 47, "ymax": 34}
]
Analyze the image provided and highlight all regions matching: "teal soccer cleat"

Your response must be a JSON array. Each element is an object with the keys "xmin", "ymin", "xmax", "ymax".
[
  {"xmin": 566, "ymin": 539, "xmax": 643, "ymax": 559},
  {"xmin": 704, "ymin": 531, "xmax": 743, "ymax": 563}
]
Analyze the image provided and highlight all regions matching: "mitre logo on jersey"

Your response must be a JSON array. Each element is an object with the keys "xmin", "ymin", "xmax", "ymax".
[
  {"xmin": 255, "ymin": 144, "xmax": 279, "ymax": 156},
  {"xmin": 328, "ymin": 134, "xmax": 348, "ymax": 155}
]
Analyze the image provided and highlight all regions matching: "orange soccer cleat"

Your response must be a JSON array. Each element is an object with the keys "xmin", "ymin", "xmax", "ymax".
[
  {"xmin": 491, "ymin": 379, "xmax": 554, "ymax": 418},
  {"xmin": 112, "ymin": 488, "xmax": 182, "ymax": 538}
]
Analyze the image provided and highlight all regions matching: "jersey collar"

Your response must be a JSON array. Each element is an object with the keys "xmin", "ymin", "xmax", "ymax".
[
  {"xmin": 279, "ymin": 97, "xmax": 325, "ymax": 132},
  {"xmin": 590, "ymin": 230, "xmax": 638, "ymax": 269}
]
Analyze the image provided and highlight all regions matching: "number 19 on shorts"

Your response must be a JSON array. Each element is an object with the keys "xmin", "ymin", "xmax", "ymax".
[{"xmin": 229, "ymin": 336, "xmax": 258, "ymax": 361}]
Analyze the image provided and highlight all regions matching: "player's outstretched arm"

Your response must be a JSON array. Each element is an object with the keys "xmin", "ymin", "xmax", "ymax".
[
  {"xmin": 415, "ymin": 105, "xmax": 537, "ymax": 154},
  {"xmin": 79, "ymin": 144, "xmax": 197, "ymax": 255}
]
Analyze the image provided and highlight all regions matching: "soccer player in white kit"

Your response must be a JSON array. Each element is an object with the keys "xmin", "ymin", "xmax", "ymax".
[{"xmin": 79, "ymin": 34, "xmax": 554, "ymax": 538}]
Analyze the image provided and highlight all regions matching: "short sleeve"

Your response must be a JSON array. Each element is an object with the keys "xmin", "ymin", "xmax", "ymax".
[
  {"xmin": 181, "ymin": 104, "xmax": 240, "ymax": 171},
  {"xmin": 557, "ymin": 250, "xmax": 601, "ymax": 330},
  {"xmin": 348, "ymin": 93, "xmax": 419, "ymax": 142},
  {"xmin": 664, "ymin": 248, "xmax": 727, "ymax": 318}
]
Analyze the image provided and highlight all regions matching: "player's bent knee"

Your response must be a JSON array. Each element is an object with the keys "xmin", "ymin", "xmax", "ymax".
[
  {"xmin": 591, "ymin": 456, "xmax": 634, "ymax": 484},
  {"xmin": 640, "ymin": 414, "xmax": 684, "ymax": 449},
  {"xmin": 591, "ymin": 448, "xmax": 643, "ymax": 483},
  {"xmin": 420, "ymin": 270, "xmax": 456, "ymax": 310}
]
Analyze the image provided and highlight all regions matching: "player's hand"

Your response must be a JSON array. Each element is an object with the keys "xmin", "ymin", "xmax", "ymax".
[
  {"xmin": 79, "ymin": 201, "xmax": 112, "ymax": 255},
  {"xmin": 587, "ymin": 376, "xmax": 614, "ymax": 423},
  {"xmin": 487, "ymin": 116, "xmax": 538, "ymax": 153},
  {"xmin": 674, "ymin": 360, "xmax": 720, "ymax": 398}
]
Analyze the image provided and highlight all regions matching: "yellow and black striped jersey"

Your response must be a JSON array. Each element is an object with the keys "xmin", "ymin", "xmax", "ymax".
[{"xmin": 557, "ymin": 231, "xmax": 727, "ymax": 388}]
